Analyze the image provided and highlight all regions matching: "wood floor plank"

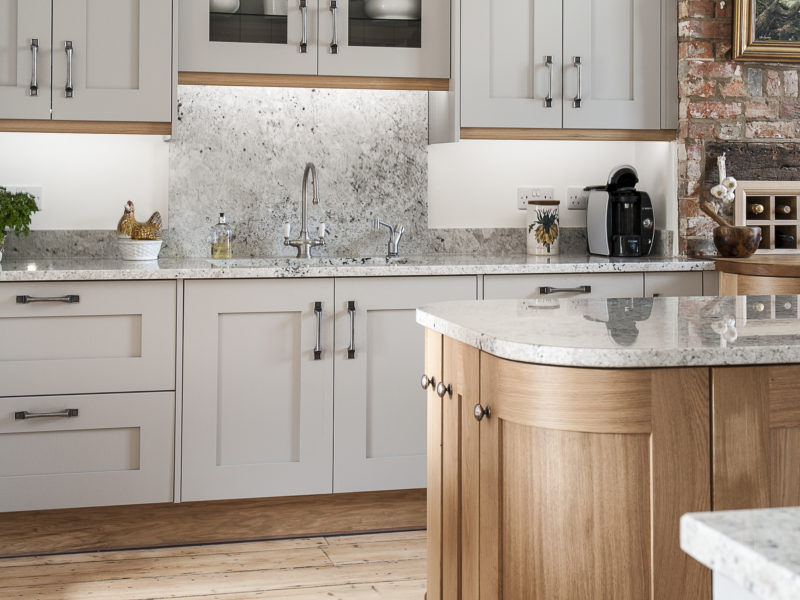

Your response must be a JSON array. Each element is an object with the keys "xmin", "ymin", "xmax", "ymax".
[
  {"xmin": 0, "ymin": 558, "xmax": 427, "ymax": 600},
  {"xmin": 323, "ymin": 538, "xmax": 426, "ymax": 566},
  {"xmin": 325, "ymin": 531, "xmax": 426, "ymax": 545},
  {"xmin": 170, "ymin": 580, "xmax": 426, "ymax": 599}
]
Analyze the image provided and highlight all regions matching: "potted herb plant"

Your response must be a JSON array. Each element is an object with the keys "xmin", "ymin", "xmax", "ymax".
[{"xmin": 0, "ymin": 186, "xmax": 39, "ymax": 261}]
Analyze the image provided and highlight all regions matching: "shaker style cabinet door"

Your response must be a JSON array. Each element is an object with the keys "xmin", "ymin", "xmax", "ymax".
[
  {"xmin": 317, "ymin": 0, "xmax": 450, "ymax": 79},
  {"xmin": 562, "ymin": 0, "xmax": 661, "ymax": 129},
  {"xmin": 461, "ymin": 0, "xmax": 562, "ymax": 128},
  {"xmin": 51, "ymin": 0, "xmax": 172, "ymax": 121},
  {"xmin": 333, "ymin": 276, "xmax": 477, "ymax": 493},
  {"xmin": 0, "ymin": 0, "xmax": 51, "ymax": 120},
  {"xmin": 179, "ymin": 0, "xmax": 318, "ymax": 75},
  {"xmin": 182, "ymin": 279, "xmax": 334, "ymax": 501}
]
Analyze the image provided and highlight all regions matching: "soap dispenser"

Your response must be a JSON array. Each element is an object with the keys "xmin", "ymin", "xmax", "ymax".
[{"xmin": 211, "ymin": 212, "xmax": 232, "ymax": 259}]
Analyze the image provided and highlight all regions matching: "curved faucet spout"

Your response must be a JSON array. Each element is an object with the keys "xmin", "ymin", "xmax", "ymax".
[{"xmin": 285, "ymin": 162, "xmax": 325, "ymax": 258}]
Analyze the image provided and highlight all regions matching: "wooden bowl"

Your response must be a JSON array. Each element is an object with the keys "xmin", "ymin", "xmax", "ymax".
[{"xmin": 713, "ymin": 226, "xmax": 762, "ymax": 258}]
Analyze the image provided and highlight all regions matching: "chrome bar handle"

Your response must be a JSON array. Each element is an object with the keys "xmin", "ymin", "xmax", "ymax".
[
  {"xmin": 573, "ymin": 56, "xmax": 582, "ymax": 108},
  {"xmin": 65, "ymin": 41, "xmax": 74, "ymax": 98},
  {"xmin": 299, "ymin": 0, "xmax": 308, "ymax": 53},
  {"xmin": 29, "ymin": 38, "xmax": 39, "ymax": 96},
  {"xmin": 314, "ymin": 301, "xmax": 322, "ymax": 360},
  {"xmin": 538, "ymin": 286, "xmax": 591, "ymax": 295},
  {"xmin": 15, "ymin": 409, "xmax": 79, "ymax": 420},
  {"xmin": 347, "ymin": 300, "xmax": 355, "ymax": 359},
  {"xmin": 16, "ymin": 294, "xmax": 80, "ymax": 304},
  {"xmin": 330, "ymin": 0, "xmax": 339, "ymax": 55},
  {"xmin": 544, "ymin": 55, "xmax": 553, "ymax": 108}
]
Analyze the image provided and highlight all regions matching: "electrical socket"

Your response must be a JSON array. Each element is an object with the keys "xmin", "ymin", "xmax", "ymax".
[
  {"xmin": 567, "ymin": 186, "xmax": 589, "ymax": 210},
  {"xmin": 517, "ymin": 186, "xmax": 554, "ymax": 210},
  {"xmin": 4, "ymin": 185, "xmax": 43, "ymax": 210}
]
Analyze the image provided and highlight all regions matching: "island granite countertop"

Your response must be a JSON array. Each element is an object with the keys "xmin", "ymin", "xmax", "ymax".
[
  {"xmin": 681, "ymin": 508, "xmax": 800, "ymax": 600},
  {"xmin": 416, "ymin": 295, "xmax": 800, "ymax": 368},
  {"xmin": 0, "ymin": 254, "xmax": 712, "ymax": 281}
]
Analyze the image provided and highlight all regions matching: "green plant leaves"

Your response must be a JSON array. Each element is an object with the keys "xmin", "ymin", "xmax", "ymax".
[{"xmin": 0, "ymin": 186, "xmax": 40, "ymax": 242}]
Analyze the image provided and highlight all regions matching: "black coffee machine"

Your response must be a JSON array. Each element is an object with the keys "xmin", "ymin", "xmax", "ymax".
[{"xmin": 586, "ymin": 165, "xmax": 655, "ymax": 257}]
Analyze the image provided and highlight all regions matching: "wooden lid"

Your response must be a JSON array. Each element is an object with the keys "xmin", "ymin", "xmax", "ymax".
[{"xmin": 715, "ymin": 255, "xmax": 800, "ymax": 277}]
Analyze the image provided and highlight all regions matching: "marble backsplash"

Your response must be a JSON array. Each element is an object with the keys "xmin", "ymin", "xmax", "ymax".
[{"xmin": 3, "ymin": 85, "xmax": 673, "ymax": 259}]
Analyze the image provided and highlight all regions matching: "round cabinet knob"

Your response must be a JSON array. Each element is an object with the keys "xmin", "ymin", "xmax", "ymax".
[
  {"xmin": 436, "ymin": 381, "xmax": 452, "ymax": 398},
  {"xmin": 420, "ymin": 374, "xmax": 436, "ymax": 390},
  {"xmin": 473, "ymin": 403, "xmax": 491, "ymax": 422},
  {"xmin": 642, "ymin": 218, "xmax": 653, "ymax": 229}
]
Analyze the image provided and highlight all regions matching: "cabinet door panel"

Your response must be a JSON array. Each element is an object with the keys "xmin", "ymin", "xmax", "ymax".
[
  {"xmin": 644, "ymin": 272, "xmax": 703, "ymax": 297},
  {"xmin": 0, "ymin": 0, "xmax": 50, "ymax": 119},
  {"xmin": 461, "ymin": 0, "xmax": 562, "ymax": 128},
  {"xmin": 179, "ymin": 0, "xmax": 317, "ymax": 75},
  {"xmin": 317, "ymin": 0, "xmax": 449, "ymax": 78},
  {"xmin": 562, "ymin": 0, "xmax": 661, "ymax": 129},
  {"xmin": 52, "ymin": 0, "xmax": 172, "ymax": 121},
  {"xmin": 333, "ymin": 276, "xmax": 476, "ymax": 493},
  {"xmin": 182, "ymin": 279, "xmax": 334, "ymax": 501}
]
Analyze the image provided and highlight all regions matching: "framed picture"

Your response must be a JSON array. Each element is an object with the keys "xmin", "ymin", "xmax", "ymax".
[{"xmin": 734, "ymin": 0, "xmax": 800, "ymax": 62}]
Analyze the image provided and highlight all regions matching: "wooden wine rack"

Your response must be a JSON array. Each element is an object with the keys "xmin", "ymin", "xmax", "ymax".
[{"xmin": 734, "ymin": 181, "xmax": 800, "ymax": 254}]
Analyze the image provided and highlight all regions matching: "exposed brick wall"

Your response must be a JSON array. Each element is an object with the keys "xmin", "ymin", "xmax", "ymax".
[{"xmin": 678, "ymin": 0, "xmax": 800, "ymax": 255}]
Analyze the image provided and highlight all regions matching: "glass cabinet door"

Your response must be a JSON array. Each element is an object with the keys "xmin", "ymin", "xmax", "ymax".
[
  {"xmin": 179, "ymin": 0, "xmax": 317, "ymax": 75},
  {"xmin": 318, "ymin": 0, "xmax": 449, "ymax": 78}
]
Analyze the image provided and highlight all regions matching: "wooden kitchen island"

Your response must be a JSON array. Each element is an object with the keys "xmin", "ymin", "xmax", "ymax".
[
  {"xmin": 716, "ymin": 255, "xmax": 800, "ymax": 295},
  {"xmin": 417, "ymin": 296, "xmax": 800, "ymax": 599}
]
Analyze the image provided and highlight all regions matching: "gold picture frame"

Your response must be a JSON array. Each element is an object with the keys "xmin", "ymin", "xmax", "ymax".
[{"xmin": 734, "ymin": 0, "xmax": 800, "ymax": 62}]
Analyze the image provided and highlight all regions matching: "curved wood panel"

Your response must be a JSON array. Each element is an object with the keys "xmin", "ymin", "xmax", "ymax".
[
  {"xmin": 715, "ymin": 256, "xmax": 800, "ymax": 278},
  {"xmin": 481, "ymin": 354, "xmax": 652, "ymax": 434},
  {"xmin": 178, "ymin": 72, "xmax": 449, "ymax": 91}
]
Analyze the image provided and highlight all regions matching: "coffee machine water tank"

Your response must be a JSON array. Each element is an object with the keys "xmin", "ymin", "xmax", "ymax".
[{"xmin": 586, "ymin": 165, "xmax": 655, "ymax": 257}]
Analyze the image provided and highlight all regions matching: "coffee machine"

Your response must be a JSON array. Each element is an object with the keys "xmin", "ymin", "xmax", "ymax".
[{"xmin": 586, "ymin": 165, "xmax": 654, "ymax": 257}]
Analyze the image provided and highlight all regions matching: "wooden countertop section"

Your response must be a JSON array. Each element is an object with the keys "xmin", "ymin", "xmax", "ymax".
[{"xmin": 715, "ymin": 255, "xmax": 800, "ymax": 278}]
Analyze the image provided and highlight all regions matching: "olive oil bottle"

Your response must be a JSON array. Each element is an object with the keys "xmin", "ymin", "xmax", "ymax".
[{"xmin": 211, "ymin": 212, "xmax": 232, "ymax": 259}]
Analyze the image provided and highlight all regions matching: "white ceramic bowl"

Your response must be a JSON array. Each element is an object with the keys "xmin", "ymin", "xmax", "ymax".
[
  {"xmin": 364, "ymin": 0, "xmax": 421, "ymax": 20},
  {"xmin": 118, "ymin": 239, "xmax": 162, "ymax": 261},
  {"xmin": 210, "ymin": 0, "xmax": 240, "ymax": 14}
]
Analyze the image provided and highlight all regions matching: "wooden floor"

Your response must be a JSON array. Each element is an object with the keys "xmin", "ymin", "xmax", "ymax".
[{"xmin": 0, "ymin": 531, "xmax": 427, "ymax": 599}]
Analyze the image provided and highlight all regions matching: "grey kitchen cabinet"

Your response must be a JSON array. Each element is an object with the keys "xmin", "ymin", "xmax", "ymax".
[
  {"xmin": 459, "ymin": 0, "xmax": 675, "ymax": 131},
  {"xmin": 333, "ymin": 276, "xmax": 477, "ymax": 493},
  {"xmin": 483, "ymin": 272, "xmax": 645, "ymax": 300},
  {"xmin": 178, "ymin": 0, "xmax": 450, "ymax": 79},
  {"xmin": 0, "ymin": 0, "xmax": 172, "ymax": 122},
  {"xmin": 643, "ymin": 272, "xmax": 704, "ymax": 297}
]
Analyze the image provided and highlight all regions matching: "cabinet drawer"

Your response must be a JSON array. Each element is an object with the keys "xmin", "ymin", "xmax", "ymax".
[
  {"xmin": 0, "ymin": 281, "xmax": 176, "ymax": 397},
  {"xmin": 483, "ymin": 273, "xmax": 644, "ymax": 299},
  {"xmin": 643, "ymin": 272, "xmax": 703, "ymax": 297},
  {"xmin": 0, "ymin": 392, "xmax": 174, "ymax": 512}
]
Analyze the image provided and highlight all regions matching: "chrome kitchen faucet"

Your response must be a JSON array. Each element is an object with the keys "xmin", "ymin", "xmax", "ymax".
[
  {"xmin": 284, "ymin": 162, "xmax": 325, "ymax": 258},
  {"xmin": 374, "ymin": 219, "xmax": 404, "ymax": 258}
]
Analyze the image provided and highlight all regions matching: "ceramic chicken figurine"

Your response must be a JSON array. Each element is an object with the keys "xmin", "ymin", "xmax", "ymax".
[{"xmin": 116, "ymin": 200, "xmax": 162, "ymax": 240}]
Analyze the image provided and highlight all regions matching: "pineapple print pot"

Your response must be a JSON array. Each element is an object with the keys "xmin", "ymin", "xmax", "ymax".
[{"xmin": 527, "ymin": 200, "xmax": 560, "ymax": 255}]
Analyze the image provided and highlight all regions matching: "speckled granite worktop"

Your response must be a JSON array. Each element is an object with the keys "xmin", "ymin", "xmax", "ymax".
[
  {"xmin": 416, "ymin": 295, "xmax": 800, "ymax": 367},
  {"xmin": 681, "ymin": 508, "xmax": 800, "ymax": 600},
  {"xmin": 0, "ymin": 254, "xmax": 711, "ymax": 281}
]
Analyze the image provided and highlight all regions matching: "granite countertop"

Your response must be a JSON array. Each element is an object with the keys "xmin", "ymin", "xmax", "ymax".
[
  {"xmin": 0, "ymin": 254, "xmax": 712, "ymax": 281},
  {"xmin": 416, "ymin": 295, "xmax": 800, "ymax": 368},
  {"xmin": 681, "ymin": 508, "xmax": 800, "ymax": 600}
]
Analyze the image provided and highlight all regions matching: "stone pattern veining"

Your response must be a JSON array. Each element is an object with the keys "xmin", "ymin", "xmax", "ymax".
[
  {"xmin": 416, "ymin": 295, "xmax": 800, "ymax": 367},
  {"xmin": 681, "ymin": 508, "xmax": 800, "ymax": 600},
  {"xmin": 0, "ymin": 255, "xmax": 711, "ymax": 282}
]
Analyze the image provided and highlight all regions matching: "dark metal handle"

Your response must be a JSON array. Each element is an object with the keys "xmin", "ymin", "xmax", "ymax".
[
  {"xmin": 17, "ymin": 295, "xmax": 80, "ymax": 304},
  {"xmin": 347, "ymin": 300, "xmax": 355, "ymax": 359},
  {"xmin": 299, "ymin": 0, "xmax": 308, "ymax": 53},
  {"xmin": 314, "ymin": 301, "xmax": 322, "ymax": 360},
  {"xmin": 544, "ymin": 55, "xmax": 553, "ymax": 108},
  {"xmin": 421, "ymin": 374, "xmax": 436, "ymax": 390},
  {"xmin": 16, "ymin": 409, "xmax": 79, "ymax": 420},
  {"xmin": 538, "ymin": 286, "xmax": 591, "ymax": 295},
  {"xmin": 473, "ymin": 404, "xmax": 491, "ymax": 422},
  {"xmin": 330, "ymin": 0, "xmax": 339, "ymax": 54},
  {"xmin": 436, "ymin": 381, "xmax": 452, "ymax": 398},
  {"xmin": 29, "ymin": 38, "xmax": 39, "ymax": 96},
  {"xmin": 65, "ymin": 41, "xmax": 73, "ymax": 98},
  {"xmin": 573, "ymin": 56, "xmax": 582, "ymax": 108}
]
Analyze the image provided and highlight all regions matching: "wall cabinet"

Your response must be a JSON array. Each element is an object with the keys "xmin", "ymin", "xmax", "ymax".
[
  {"xmin": 461, "ymin": 0, "xmax": 667, "ymax": 130},
  {"xmin": 0, "ymin": 0, "xmax": 172, "ymax": 123},
  {"xmin": 179, "ymin": 0, "xmax": 450, "ymax": 79}
]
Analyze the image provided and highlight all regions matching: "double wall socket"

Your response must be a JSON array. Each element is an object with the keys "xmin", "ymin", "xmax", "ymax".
[
  {"xmin": 567, "ymin": 186, "xmax": 590, "ymax": 210},
  {"xmin": 3, "ymin": 185, "xmax": 43, "ymax": 210},
  {"xmin": 517, "ymin": 186, "xmax": 554, "ymax": 210}
]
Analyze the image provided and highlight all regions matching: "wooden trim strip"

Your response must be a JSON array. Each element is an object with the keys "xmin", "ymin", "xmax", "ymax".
[
  {"xmin": 715, "ymin": 256, "xmax": 800, "ymax": 278},
  {"xmin": 0, "ymin": 489, "xmax": 426, "ymax": 558},
  {"xmin": 460, "ymin": 128, "xmax": 678, "ymax": 142},
  {"xmin": 178, "ymin": 72, "xmax": 450, "ymax": 91},
  {"xmin": 0, "ymin": 120, "xmax": 171, "ymax": 135}
]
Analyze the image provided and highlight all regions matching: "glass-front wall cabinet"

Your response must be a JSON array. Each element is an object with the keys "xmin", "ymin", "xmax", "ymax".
[{"xmin": 179, "ymin": 0, "xmax": 449, "ymax": 79}]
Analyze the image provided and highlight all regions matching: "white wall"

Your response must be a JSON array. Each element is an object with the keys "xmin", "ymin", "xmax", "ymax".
[
  {"xmin": 427, "ymin": 139, "xmax": 676, "ymax": 232},
  {"xmin": 0, "ymin": 133, "xmax": 169, "ymax": 230}
]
